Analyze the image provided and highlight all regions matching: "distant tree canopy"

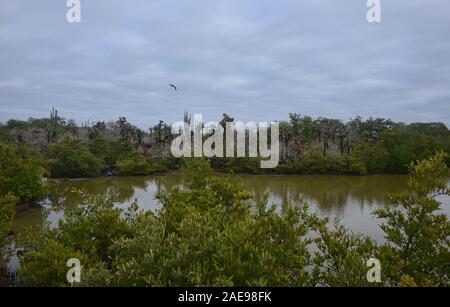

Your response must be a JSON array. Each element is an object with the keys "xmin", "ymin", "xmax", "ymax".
[
  {"xmin": 276, "ymin": 114, "xmax": 450, "ymax": 173},
  {"xmin": 0, "ymin": 112, "xmax": 449, "ymax": 175}
]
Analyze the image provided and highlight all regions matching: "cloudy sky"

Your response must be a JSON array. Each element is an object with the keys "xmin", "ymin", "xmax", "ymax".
[{"xmin": 0, "ymin": 0, "xmax": 449, "ymax": 128}]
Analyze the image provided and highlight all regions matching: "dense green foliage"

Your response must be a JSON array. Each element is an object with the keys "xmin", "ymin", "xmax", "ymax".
[
  {"xmin": 312, "ymin": 221, "xmax": 377, "ymax": 286},
  {"xmin": 0, "ymin": 143, "xmax": 46, "ymax": 283},
  {"xmin": 0, "ymin": 194, "xmax": 17, "ymax": 284},
  {"xmin": 373, "ymin": 151, "xmax": 450, "ymax": 286},
  {"xmin": 44, "ymin": 142, "xmax": 105, "ymax": 178},
  {"xmin": 205, "ymin": 114, "xmax": 450, "ymax": 174},
  {"xmin": 88, "ymin": 137, "xmax": 132, "ymax": 171},
  {"xmin": 0, "ymin": 194, "xmax": 16, "ymax": 260},
  {"xmin": 277, "ymin": 114, "xmax": 450, "ymax": 174},
  {"xmin": 0, "ymin": 143, "xmax": 46, "ymax": 203},
  {"xmin": 115, "ymin": 152, "xmax": 166, "ymax": 176},
  {"xmin": 210, "ymin": 157, "xmax": 261, "ymax": 174},
  {"xmin": 0, "ymin": 195, "xmax": 16, "ymax": 240},
  {"xmin": 276, "ymin": 151, "xmax": 368, "ymax": 175},
  {"xmin": 16, "ymin": 154, "xmax": 450, "ymax": 287}
]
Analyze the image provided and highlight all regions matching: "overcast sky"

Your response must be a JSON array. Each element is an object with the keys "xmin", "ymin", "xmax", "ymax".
[{"xmin": 0, "ymin": 0, "xmax": 449, "ymax": 128}]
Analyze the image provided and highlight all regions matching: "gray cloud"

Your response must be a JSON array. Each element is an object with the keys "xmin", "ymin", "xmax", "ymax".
[{"xmin": 0, "ymin": 0, "xmax": 449, "ymax": 128}]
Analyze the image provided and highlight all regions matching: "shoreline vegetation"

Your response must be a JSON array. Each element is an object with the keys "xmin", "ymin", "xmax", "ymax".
[
  {"xmin": 1, "ymin": 111, "xmax": 450, "ymax": 286},
  {"xmin": 1, "ymin": 153, "xmax": 449, "ymax": 287},
  {"xmin": 47, "ymin": 170, "xmax": 412, "ymax": 181}
]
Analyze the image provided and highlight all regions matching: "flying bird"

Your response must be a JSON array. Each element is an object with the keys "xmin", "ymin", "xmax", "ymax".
[{"xmin": 169, "ymin": 83, "xmax": 177, "ymax": 91}]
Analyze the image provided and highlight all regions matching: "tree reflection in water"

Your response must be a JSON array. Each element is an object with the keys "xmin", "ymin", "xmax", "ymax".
[{"xmin": 12, "ymin": 174, "xmax": 450, "ymax": 243}]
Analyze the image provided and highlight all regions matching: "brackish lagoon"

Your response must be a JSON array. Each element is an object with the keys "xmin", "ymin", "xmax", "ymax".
[
  {"xmin": 8, "ymin": 174, "xmax": 450, "ymax": 273},
  {"xmin": 13, "ymin": 174, "xmax": 450, "ymax": 242}
]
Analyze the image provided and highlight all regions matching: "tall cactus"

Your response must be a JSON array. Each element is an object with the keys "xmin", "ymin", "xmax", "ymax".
[{"xmin": 47, "ymin": 107, "xmax": 58, "ymax": 143}]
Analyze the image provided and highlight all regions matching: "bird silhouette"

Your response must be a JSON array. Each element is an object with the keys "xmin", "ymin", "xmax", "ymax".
[{"xmin": 169, "ymin": 84, "xmax": 177, "ymax": 91}]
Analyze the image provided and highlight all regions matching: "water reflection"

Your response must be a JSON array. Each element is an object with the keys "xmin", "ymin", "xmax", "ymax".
[
  {"xmin": 236, "ymin": 174, "xmax": 410, "ymax": 213},
  {"xmin": 12, "ymin": 174, "xmax": 450, "ymax": 243}
]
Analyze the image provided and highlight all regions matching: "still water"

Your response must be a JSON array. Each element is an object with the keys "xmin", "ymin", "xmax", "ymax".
[{"xmin": 13, "ymin": 174, "xmax": 450, "ymax": 244}]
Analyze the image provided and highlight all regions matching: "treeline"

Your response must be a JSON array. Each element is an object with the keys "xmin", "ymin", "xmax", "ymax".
[
  {"xmin": 0, "ymin": 141, "xmax": 170, "ymax": 180},
  {"xmin": 0, "ymin": 117, "xmax": 170, "ymax": 178},
  {"xmin": 208, "ymin": 114, "xmax": 450, "ymax": 175},
  {"xmin": 276, "ymin": 114, "xmax": 450, "ymax": 174},
  {"xmin": 0, "ymin": 112, "xmax": 449, "ymax": 177},
  {"xmin": 13, "ymin": 154, "xmax": 450, "ymax": 286}
]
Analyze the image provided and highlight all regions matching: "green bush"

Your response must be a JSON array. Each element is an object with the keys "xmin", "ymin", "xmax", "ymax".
[
  {"xmin": 312, "ymin": 220, "xmax": 377, "ymax": 286},
  {"xmin": 19, "ymin": 238, "xmax": 86, "ymax": 287},
  {"xmin": 382, "ymin": 131, "xmax": 440, "ymax": 173},
  {"xmin": 115, "ymin": 152, "xmax": 166, "ymax": 176},
  {"xmin": 0, "ymin": 194, "xmax": 16, "ymax": 239},
  {"xmin": 45, "ymin": 142, "xmax": 105, "ymax": 178},
  {"xmin": 18, "ymin": 193, "xmax": 131, "ymax": 286},
  {"xmin": 160, "ymin": 155, "xmax": 183, "ymax": 170},
  {"xmin": 351, "ymin": 142, "xmax": 388, "ymax": 173},
  {"xmin": 225, "ymin": 157, "xmax": 260, "ymax": 174},
  {"xmin": 88, "ymin": 138, "xmax": 132, "ymax": 170},
  {"xmin": 0, "ymin": 143, "xmax": 46, "ymax": 202},
  {"xmin": 347, "ymin": 157, "xmax": 368, "ymax": 175},
  {"xmin": 373, "ymin": 151, "xmax": 450, "ymax": 286},
  {"xmin": 0, "ymin": 193, "xmax": 17, "ymax": 281},
  {"xmin": 282, "ymin": 152, "xmax": 368, "ymax": 175}
]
